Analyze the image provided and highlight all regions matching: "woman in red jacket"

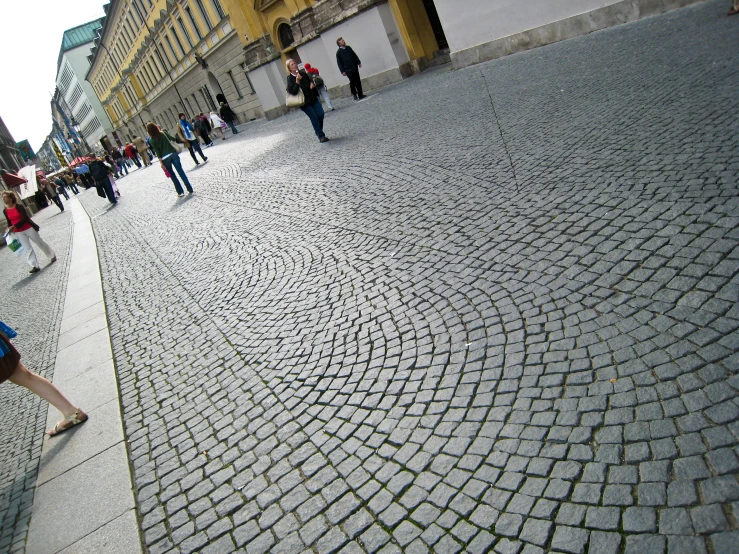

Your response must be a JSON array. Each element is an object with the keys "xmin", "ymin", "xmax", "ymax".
[{"xmin": 3, "ymin": 190, "xmax": 56, "ymax": 274}]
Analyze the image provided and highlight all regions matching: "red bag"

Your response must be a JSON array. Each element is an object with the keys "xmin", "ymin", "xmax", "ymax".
[{"xmin": 163, "ymin": 166, "xmax": 172, "ymax": 178}]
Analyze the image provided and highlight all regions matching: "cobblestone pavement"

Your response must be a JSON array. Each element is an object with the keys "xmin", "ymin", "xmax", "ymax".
[
  {"xmin": 0, "ymin": 204, "xmax": 73, "ymax": 553},
  {"xmin": 75, "ymin": 1, "xmax": 739, "ymax": 553}
]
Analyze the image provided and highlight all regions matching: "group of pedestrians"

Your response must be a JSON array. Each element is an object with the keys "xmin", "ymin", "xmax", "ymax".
[{"xmin": 288, "ymin": 36, "xmax": 367, "ymax": 142}]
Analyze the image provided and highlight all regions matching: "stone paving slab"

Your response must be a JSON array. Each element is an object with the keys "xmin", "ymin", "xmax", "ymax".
[
  {"xmin": 75, "ymin": 1, "xmax": 738, "ymax": 552},
  {"xmin": 25, "ymin": 444, "xmax": 136, "ymax": 554},
  {"xmin": 22, "ymin": 198, "xmax": 141, "ymax": 554}
]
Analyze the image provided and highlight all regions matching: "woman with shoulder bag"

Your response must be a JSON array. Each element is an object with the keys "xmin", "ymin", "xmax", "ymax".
[
  {"xmin": 147, "ymin": 122, "xmax": 194, "ymax": 197},
  {"xmin": 177, "ymin": 114, "xmax": 208, "ymax": 165},
  {"xmin": 286, "ymin": 59, "xmax": 329, "ymax": 143},
  {"xmin": 3, "ymin": 190, "xmax": 56, "ymax": 274}
]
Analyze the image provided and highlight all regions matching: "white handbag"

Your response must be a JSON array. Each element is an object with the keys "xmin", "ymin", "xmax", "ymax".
[{"xmin": 286, "ymin": 87, "xmax": 305, "ymax": 108}]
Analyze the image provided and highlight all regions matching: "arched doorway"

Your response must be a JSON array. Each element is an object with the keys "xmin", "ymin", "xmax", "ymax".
[
  {"xmin": 207, "ymin": 71, "xmax": 224, "ymax": 108},
  {"xmin": 278, "ymin": 23, "xmax": 294, "ymax": 50}
]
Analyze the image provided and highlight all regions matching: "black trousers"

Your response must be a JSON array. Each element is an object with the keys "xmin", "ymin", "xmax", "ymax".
[
  {"xmin": 50, "ymin": 195, "xmax": 64, "ymax": 211},
  {"xmin": 95, "ymin": 177, "xmax": 117, "ymax": 204},
  {"xmin": 188, "ymin": 141, "xmax": 207, "ymax": 163},
  {"xmin": 347, "ymin": 69, "xmax": 363, "ymax": 98}
]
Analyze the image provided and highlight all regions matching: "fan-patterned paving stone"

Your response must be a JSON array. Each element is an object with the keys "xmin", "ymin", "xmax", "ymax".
[{"xmin": 77, "ymin": 1, "xmax": 737, "ymax": 552}]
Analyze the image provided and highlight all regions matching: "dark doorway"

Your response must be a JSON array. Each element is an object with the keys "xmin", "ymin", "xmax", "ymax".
[
  {"xmin": 278, "ymin": 23, "xmax": 294, "ymax": 49},
  {"xmin": 422, "ymin": 0, "xmax": 448, "ymax": 50}
]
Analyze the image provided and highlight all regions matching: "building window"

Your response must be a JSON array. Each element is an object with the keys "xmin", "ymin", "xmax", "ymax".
[
  {"xmin": 185, "ymin": 6, "xmax": 203, "ymax": 40},
  {"xmin": 211, "ymin": 0, "xmax": 226, "ymax": 19},
  {"xmin": 156, "ymin": 41, "xmax": 172, "ymax": 69},
  {"xmin": 178, "ymin": 17, "xmax": 194, "ymax": 48},
  {"xmin": 242, "ymin": 67, "xmax": 255, "ymax": 95},
  {"xmin": 227, "ymin": 71, "xmax": 242, "ymax": 99},
  {"xmin": 146, "ymin": 60, "xmax": 159, "ymax": 82},
  {"xmin": 164, "ymin": 36, "xmax": 179, "ymax": 62},
  {"xmin": 126, "ymin": 19, "xmax": 138, "ymax": 44},
  {"xmin": 69, "ymin": 83, "xmax": 84, "ymax": 109},
  {"xmin": 278, "ymin": 23, "xmax": 294, "ymax": 49},
  {"xmin": 135, "ymin": 0, "xmax": 148, "ymax": 20},
  {"xmin": 59, "ymin": 65, "xmax": 74, "ymax": 94},
  {"xmin": 195, "ymin": 0, "xmax": 213, "ymax": 30},
  {"xmin": 169, "ymin": 27, "xmax": 185, "ymax": 57},
  {"xmin": 201, "ymin": 86, "xmax": 217, "ymax": 110}
]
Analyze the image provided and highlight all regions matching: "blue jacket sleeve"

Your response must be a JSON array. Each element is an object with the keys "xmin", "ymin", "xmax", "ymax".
[{"xmin": 0, "ymin": 321, "xmax": 17, "ymax": 338}]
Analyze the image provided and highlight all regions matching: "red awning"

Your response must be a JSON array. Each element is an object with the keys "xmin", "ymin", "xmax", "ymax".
[
  {"xmin": 0, "ymin": 172, "xmax": 28, "ymax": 188},
  {"xmin": 69, "ymin": 157, "xmax": 93, "ymax": 167}
]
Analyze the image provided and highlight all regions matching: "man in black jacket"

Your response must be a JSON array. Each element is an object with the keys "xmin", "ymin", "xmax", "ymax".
[
  {"xmin": 336, "ymin": 37, "xmax": 366, "ymax": 101},
  {"xmin": 88, "ymin": 156, "xmax": 117, "ymax": 205},
  {"xmin": 219, "ymin": 102, "xmax": 239, "ymax": 135}
]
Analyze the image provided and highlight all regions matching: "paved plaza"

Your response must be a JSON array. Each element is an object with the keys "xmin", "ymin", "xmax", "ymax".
[{"xmin": 2, "ymin": 1, "xmax": 739, "ymax": 552}]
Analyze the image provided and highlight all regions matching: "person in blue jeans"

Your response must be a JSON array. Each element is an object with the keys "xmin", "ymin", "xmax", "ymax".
[
  {"xmin": 147, "ymin": 123, "xmax": 193, "ymax": 197},
  {"xmin": 286, "ymin": 59, "xmax": 329, "ymax": 143}
]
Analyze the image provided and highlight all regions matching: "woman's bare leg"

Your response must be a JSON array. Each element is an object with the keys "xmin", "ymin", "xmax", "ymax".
[{"xmin": 8, "ymin": 362, "xmax": 77, "ymax": 417}]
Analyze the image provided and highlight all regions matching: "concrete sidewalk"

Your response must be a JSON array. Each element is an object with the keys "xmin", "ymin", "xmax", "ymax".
[{"xmin": 24, "ymin": 197, "xmax": 141, "ymax": 554}]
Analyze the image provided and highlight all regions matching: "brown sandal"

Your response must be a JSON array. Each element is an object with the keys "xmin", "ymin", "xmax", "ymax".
[{"xmin": 48, "ymin": 409, "xmax": 88, "ymax": 436}]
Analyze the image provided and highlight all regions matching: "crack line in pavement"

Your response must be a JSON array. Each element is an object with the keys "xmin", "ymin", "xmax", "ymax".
[{"xmin": 480, "ymin": 68, "xmax": 521, "ymax": 193}]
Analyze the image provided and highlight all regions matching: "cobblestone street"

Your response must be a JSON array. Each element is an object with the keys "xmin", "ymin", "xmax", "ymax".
[{"xmin": 3, "ymin": 1, "xmax": 739, "ymax": 552}]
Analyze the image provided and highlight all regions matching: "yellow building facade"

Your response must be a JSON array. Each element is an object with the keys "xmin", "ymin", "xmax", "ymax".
[{"xmin": 87, "ymin": 0, "xmax": 449, "ymax": 140}]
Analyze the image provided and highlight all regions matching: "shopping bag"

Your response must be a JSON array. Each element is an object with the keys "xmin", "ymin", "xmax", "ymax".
[{"xmin": 4, "ymin": 232, "xmax": 25, "ymax": 257}]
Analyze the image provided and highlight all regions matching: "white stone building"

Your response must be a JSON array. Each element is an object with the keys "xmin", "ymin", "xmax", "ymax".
[{"xmin": 56, "ymin": 19, "xmax": 116, "ymax": 153}]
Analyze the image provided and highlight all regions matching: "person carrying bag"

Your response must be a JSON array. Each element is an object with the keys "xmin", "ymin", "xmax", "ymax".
[
  {"xmin": 2, "ymin": 190, "xmax": 56, "ymax": 274},
  {"xmin": 148, "ymin": 122, "xmax": 194, "ymax": 197},
  {"xmin": 286, "ymin": 59, "xmax": 329, "ymax": 143}
]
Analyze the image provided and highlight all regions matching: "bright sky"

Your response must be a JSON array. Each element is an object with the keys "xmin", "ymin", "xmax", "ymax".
[{"xmin": 0, "ymin": 0, "xmax": 108, "ymax": 153}]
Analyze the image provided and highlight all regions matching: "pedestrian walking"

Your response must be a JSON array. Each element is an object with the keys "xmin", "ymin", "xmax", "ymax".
[
  {"xmin": 304, "ymin": 63, "xmax": 333, "ymax": 110},
  {"xmin": 125, "ymin": 143, "xmax": 142, "ymax": 168},
  {"xmin": 148, "ymin": 122, "xmax": 194, "ymax": 197},
  {"xmin": 40, "ymin": 178, "xmax": 64, "ymax": 212},
  {"xmin": 193, "ymin": 117, "xmax": 212, "ymax": 147},
  {"xmin": 75, "ymin": 162, "xmax": 94, "ymax": 188},
  {"xmin": 209, "ymin": 111, "xmax": 227, "ymax": 140},
  {"xmin": 177, "ymin": 114, "xmax": 208, "ymax": 165},
  {"xmin": 336, "ymin": 37, "xmax": 366, "ymax": 101},
  {"xmin": 54, "ymin": 175, "xmax": 70, "ymax": 200},
  {"xmin": 200, "ymin": 114, "xmax": 214, "ymax": 146},
  {"xmin": 286, "ymin": 59, "xmax": 329, "ymax": 143},
  {"xmin": 111, "ymin": 147, "xmax": 127, "ymax": 176},
  {"xmin": 104, "ymin": 153, "xmax": 120, "ymax": 177},
  {"xmin": 133, "ymin": 136, "xmax": 151, "ymax": 166},
  {"xmin": 0, "ymin": 320, "xmax": 87, "ymax": 435},
  {"xmin": 2, "ymin": 190, "xmax": 56, "ymax": 274},
  {"xmin": 63, "ymin": 172, "xmax": 79, "ymax": 194},
  {"xmin": 219, "ymin": 102, "xmax": 238, "ymax": 134},
  {"xmin": 729, "ymin": 0, "xmax": 739, "ymax": 15},
  {"xmin": 88, "ymin": 156, "xmax": 117, "ymax": 205}
]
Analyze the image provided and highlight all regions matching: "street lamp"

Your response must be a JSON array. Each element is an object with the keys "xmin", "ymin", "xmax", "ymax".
[{"xmin": 70, "ymin": 116, "xmax": 91, "ymax": 154}]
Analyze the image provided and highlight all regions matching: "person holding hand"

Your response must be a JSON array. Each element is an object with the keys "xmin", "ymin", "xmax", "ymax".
[{"xmin": 286, "ymin": 59, "xmax": 329, "ymax": 143}]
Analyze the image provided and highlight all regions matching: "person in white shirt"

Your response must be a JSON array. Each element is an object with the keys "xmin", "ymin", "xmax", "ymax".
[{"xmin": 209, "ymin": 112, "xmax": 227, "ymax": 140}]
